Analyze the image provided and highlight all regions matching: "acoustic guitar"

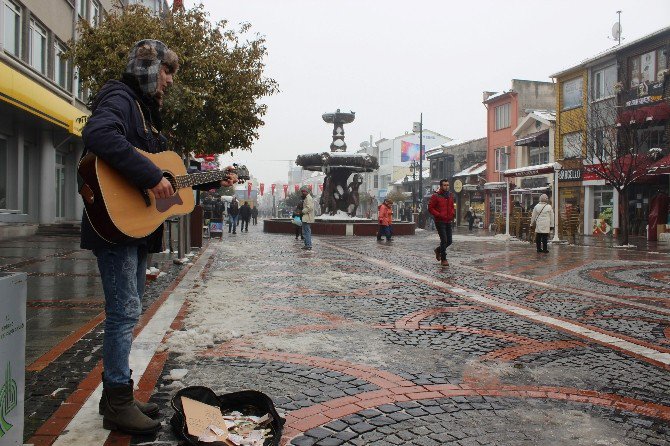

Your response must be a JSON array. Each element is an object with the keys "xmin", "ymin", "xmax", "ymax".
[{"xmin": 78, "ymin": 148, "xmax": 249, "ymax": 244}]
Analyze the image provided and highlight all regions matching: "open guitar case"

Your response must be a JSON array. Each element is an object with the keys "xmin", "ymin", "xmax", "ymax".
[{"xmin": 170, "ymin": 386, "xmax": 285, "ymax": 446}]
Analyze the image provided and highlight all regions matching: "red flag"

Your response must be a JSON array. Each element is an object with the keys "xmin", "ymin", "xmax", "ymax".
[
  {"xmin": 271, "ymin": 184, "xmax": 276, "ymax": 195},
  {"xmin": 259, "ymin": 183, "xmax": 264, "ymax": 196},
  {"xmin": 283, "ymin": 184, "xmax": 288, "ymax": 198},
  {"xmin": 308, "ymin": 184, "xmax": 313, "ymax": 191},
  {"xmin": 294, "ymin": 184, "xmax": 299, "ymax": 193},
  {"xmin": 247, "ymin": 182, "xmax": 252, "ymax": 198},
  {"xmin": 318, "ymin": 184, "xmax": 324, "ymax": 192}
]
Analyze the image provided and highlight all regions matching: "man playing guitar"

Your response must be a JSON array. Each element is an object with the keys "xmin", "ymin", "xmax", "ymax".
[{"xmin": 80, "ymin": 40, "xmax": 237, "ymax": 435}]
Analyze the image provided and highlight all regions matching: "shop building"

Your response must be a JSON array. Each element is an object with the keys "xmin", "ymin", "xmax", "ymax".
[
  {"xmin": 0, "ymin": 0, "xmax": 116, "ymax": 239},
  {"xmin": 551, "ymin": 26, "xmax": 670, "ymax": 239},
  {"xmin": 482, "ymin": 79, "xmax": 556, "ymax": 227},
  {"xmin": 427, "ymin": 137, "xmax": 487, "ymax": 225},
  {"xmin": 511, "ymin": 111, "xmax": 556, "ymax": 211}
]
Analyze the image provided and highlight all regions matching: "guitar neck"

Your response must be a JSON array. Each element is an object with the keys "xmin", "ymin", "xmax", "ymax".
[{"xmin": 174, "ymin": 171, "xmax": 230, "ymax": 189}]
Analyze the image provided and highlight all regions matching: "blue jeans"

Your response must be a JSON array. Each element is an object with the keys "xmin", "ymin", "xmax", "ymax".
[
  {"xmin": 435, "ymin": 222, "xmax": 452, "ymax": 261},
  {"xmin": 377, "ymin": 225, "xmax": 392, "ymax": 240},
  {"xmin": 302, "ymin": 222, "xmax": 312, "ymax": 247},
  {"xmin": 228, "ymin": 215, "xmax": 239, "ymax": 232},
  {"xmin": 94, "ymin": 245, "xmax": 147, "ymax": 386}
]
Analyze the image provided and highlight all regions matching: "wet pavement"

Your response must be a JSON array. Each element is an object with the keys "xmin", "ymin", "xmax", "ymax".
[{"xmin": 15, "ymin": 224, "xmax": 670, "ymax": 445}]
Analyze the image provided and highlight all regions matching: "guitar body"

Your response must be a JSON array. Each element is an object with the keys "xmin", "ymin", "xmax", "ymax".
[{"xmin": 79, "ymin": 149, "xmax": 195, "ymax": 244}]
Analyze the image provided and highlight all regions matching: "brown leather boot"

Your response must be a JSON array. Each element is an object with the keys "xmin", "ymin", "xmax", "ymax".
[
  {"xmin": 101, "ymin": 383, "xmax": 161, "ymax": 435},
  {"xmin": 99, "ymin": 374, "xmax": 159, "ymax": 417}
]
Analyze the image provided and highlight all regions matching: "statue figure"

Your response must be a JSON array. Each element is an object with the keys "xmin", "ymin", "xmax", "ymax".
[
  {"xmin": 347, "ymin": 174, "xmax": 363, "ymax": 217},
  {"xmin": 320, "ymin": 175, "xmax": 337, "ymax": 215}
]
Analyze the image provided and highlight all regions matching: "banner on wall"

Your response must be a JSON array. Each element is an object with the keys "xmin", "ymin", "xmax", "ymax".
[
  {"xmin": 400, "ymin": 141, "xmax": 425, "ymax": 162},
  {"xmin": 259, "ymin": 183, "xmax": 264, "ymax": 196},
  {"xmin": 247, "ymin": 182, "xmax": 252, "ymax": 198},
  {"xmin": 283, "ymin": 184, "xmax": 288, "ymax": 198},
  {"xmin": 271, "ymin": 184, "xmax": 276, "ymax": 195},
  {"xmin": 294, "ymin": 184, "xmax": 300, "ymax": 193},
  {"xmin": 319, "ymin": 184, "xmax": 324, "ymax": 192}
]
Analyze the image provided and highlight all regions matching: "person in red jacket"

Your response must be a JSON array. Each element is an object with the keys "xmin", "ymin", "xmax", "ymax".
[
  {"xmin": 377, "ymin": 198, "xmax": 393, "ymax": 241},
  {"xmin": 428, "ymin": 179, "xmax": 455, "ymax": 266}
]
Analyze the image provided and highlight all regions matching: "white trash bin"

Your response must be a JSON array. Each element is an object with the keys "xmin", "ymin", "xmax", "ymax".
[{"xmin": 0, "ymin": 272, "xmax": 26, "ymax": 446}]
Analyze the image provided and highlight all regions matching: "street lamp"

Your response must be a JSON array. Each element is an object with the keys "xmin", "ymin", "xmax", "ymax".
[{"xmin": 409, "ymin": 161, "xmax": 418, "ymax": 211}]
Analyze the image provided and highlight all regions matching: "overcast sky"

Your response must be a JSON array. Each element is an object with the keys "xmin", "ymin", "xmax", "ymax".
[{"xmin": 184, "ymin": 0, "xmax": 670, "ymax": 185}]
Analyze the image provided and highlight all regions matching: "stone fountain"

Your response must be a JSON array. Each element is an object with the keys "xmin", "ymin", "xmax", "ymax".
[
  {"xmin": 295, "ymin": 109, "xmax": 378, "ymax": 216},
  {"xmin": 263, "ymin": 109, "xmax": 415, "ymax": 237}
]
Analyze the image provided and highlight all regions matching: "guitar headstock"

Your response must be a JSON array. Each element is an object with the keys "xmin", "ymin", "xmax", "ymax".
[{"xmin": 231, "ymin": 164, "xmax": 250, "ymax": 183}]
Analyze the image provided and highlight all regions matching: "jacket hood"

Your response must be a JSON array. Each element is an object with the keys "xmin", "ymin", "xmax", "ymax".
[{"xmin": 90, "ymin": 80, "xmax": 138, "ymax": 113}]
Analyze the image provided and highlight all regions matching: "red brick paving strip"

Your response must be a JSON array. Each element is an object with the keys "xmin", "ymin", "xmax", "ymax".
[{"xmin": 26, "ymin": 259, "xmax": 197, "ymax": 446}]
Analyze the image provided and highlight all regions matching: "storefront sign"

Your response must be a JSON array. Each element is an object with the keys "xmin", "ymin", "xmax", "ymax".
[
  {"xmin": 521, "ymin": 177, "xmax": 548, "ymax": 188},
  {"xmin": 558, "ymin": 169, "xmax": 582, "ymax": 181},
  {"xmin": 469, "ymin": 191, "xmax": 485, "ymax": 202}
]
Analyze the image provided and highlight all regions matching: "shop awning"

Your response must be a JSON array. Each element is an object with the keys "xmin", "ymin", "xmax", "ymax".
[
  {"xmin": 514, "ymin": 129, "xmax": 549, "ymax": 147},
  {"xmin": 503, "ymin": 162, "xmax": 559, "ymax": 178},
  {"xmin": 616, "ymin": 102, "xmax": 670, "ymax": 126},
  {"xmin": 483, "ymin": 182, "xmax": 507, "ymax": 190},
  {"xmin": 453, "ymin": 162, "xmax": 486, "ymax": 178},
  {"xmin": 648, "ymin": 154, "xmax": 670, "ymax": 175},
  {"xmin": 0, "ymin": 60, "xmax": 88, "ymax": 136}
]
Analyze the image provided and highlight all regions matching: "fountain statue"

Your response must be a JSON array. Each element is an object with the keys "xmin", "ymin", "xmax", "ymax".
[{"xmin": 296, "ymin": 110, "xmax": 379, "ymax": 216}]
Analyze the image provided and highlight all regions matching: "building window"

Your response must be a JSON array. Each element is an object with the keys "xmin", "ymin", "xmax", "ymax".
[
  {"xmin": 373, "ymin": 174, "xmax": 378, "ymax": 188},
  {"xmin": 380, "ymin": 174, "xmax": 391, "ymax": 189},
  {"xmin": 494, "ymin": 103, "xmax": 510, "ymax": 130},
  {"xmin": 494, "ymin": 147, "xmax": 509, "ymax": 172},
  {"xmin": 3, "ymin": 0, "xmax": 21, "ymax": 57},
  {"xmin": 593, "ymin": 65, "xmax": 617, "ymax": 101},
  {"xmin": 637, "ymin": 125, "xmax": 667, "ymax": 152},
  {"xmin": 562, "ymin": 132, "xmax": 583, "ymax": 159},
  {"xmin": 380, "ymin": 149, "xmax": 390, "ymax": 165},
  {"xmin": 91, "ymin": 0, "xmax": 101, "ymax": 26},
  {"xmin": 54, "ymin": 41, "xmax": 71, "ymax": 90},
  {"xmin": 562, "ymin": 77, "xmax": 583, "ymax": 110},
  {"xmin": 629, "ymin": 48, "xmax": 667, "ymax": 87},
  {"xmin": 593, "ymin": 186, "xmax": 613, "ymax": 230},
  {"xmin": 75, "ymin": 68, "xmax": 87, "ymax": 101},
  {"xmin": 529, "ymin": 146, "xmax": 549, "ymax": 166},
  {"xmin": 78, "ymin": 0, "xmax": 88, "ymax": 20},
  {"xmin": 29, "ymin": 19, "xmax": 47, "ymax": 75}
]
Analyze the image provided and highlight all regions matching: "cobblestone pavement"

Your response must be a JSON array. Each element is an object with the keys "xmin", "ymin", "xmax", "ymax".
[
  {"xmin": 0, "ymin": 233, "xmax": 188, "ymax": 441},
  {"xmin": 25, "ymin": 226, "xmax": 670, "ymax": 445}
]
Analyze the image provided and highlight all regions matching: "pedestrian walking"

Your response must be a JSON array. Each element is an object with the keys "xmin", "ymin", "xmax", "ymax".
[
  {"xmin": 428, "ymin": 179, "xmax": 455, "ymax": 266},
  {"xmin": 251, "ymin": 205, "xmax": 258, "ymax": 225},
  {"xmin": 377, "ymin": 198, "xmax": 393, "ymax": 241},
  {"xmin": 292, "ymin": 200, "xmax": 304, "ymax": 240},
  {"xmin": 300, "ymin": 186, "xmax": 314, "ymax": 250},
  {"xmin": 530, "ymin": 194, "xmax": 555, "ymax": 253},
  {"xmin": 228, "ymin": 196, "xmax": 240, "ymax": 233},
  {"xmin": 239, "ymin": 201, "xmax": 251, "ymax": 232},
  {"xmin": 465, "ymin": 206, "xmax": 476, "ymax": 231},
  {"xmin": 79, "ymin": 40, "xmax": 238, "ymax": 435}
]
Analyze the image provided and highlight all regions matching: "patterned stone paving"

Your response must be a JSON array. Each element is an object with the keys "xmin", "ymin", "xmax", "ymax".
[
  {"xmin": 22, "ymin": 227, "xmax": 670, "ymax": 445},
  {"xmin": 127, "ymin": 229, "xmax": 670, "ymax": 445}
]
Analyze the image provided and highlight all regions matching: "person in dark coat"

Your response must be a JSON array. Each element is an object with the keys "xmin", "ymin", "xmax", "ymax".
[
  {"xmin": 239, "ymin": 201, "xmax": 252, "ymax": 232},
  {"xmin": 228, "ymin": 197, "xmax": 240, "ymax": 233},
  {"xmin": 465, "ymin": 206, "xmax": 476, "ymax": 231},
  {"xmin": 79, "ymin": 40, "xmax": 237, "ymax": 435},
  {"xmin": 251, "ymin": 205, "xmax": 258, "ymax": 225}
]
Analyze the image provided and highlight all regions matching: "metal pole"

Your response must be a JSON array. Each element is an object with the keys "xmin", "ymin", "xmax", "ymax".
[
  {"xmin": 418, "ymin": 113, "xmax": 423, "ymax": 207},
  {"xmin": 505, "ymin": 179, "xmax": 510, "ymax": 236},
  {"xmin": 552, "ymin": 162, "xmax": 561, "ymax": 242},
  {"xmin": 412, "ymin": 161, "xmax": 416, "ymax": 211}
]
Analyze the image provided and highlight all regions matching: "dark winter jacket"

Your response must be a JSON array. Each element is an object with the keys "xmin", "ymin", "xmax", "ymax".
[
  {"xmin": 239, "ymin": 203, "xmax": 252, "ymax": 220},
  {"xmin": 428, "ymin": 190, "xmax": 455, "ymax": 223},
  {"xmin": 80, "ymin": 79, "xmax": 167, "ymax": 251},
  {"xmin": 251, "ymin": 207, "xmax": 258, "ymax": 217},
  {"xmin": 228, "ymin": 200, "xmax": 240, "ymax": 217}
]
